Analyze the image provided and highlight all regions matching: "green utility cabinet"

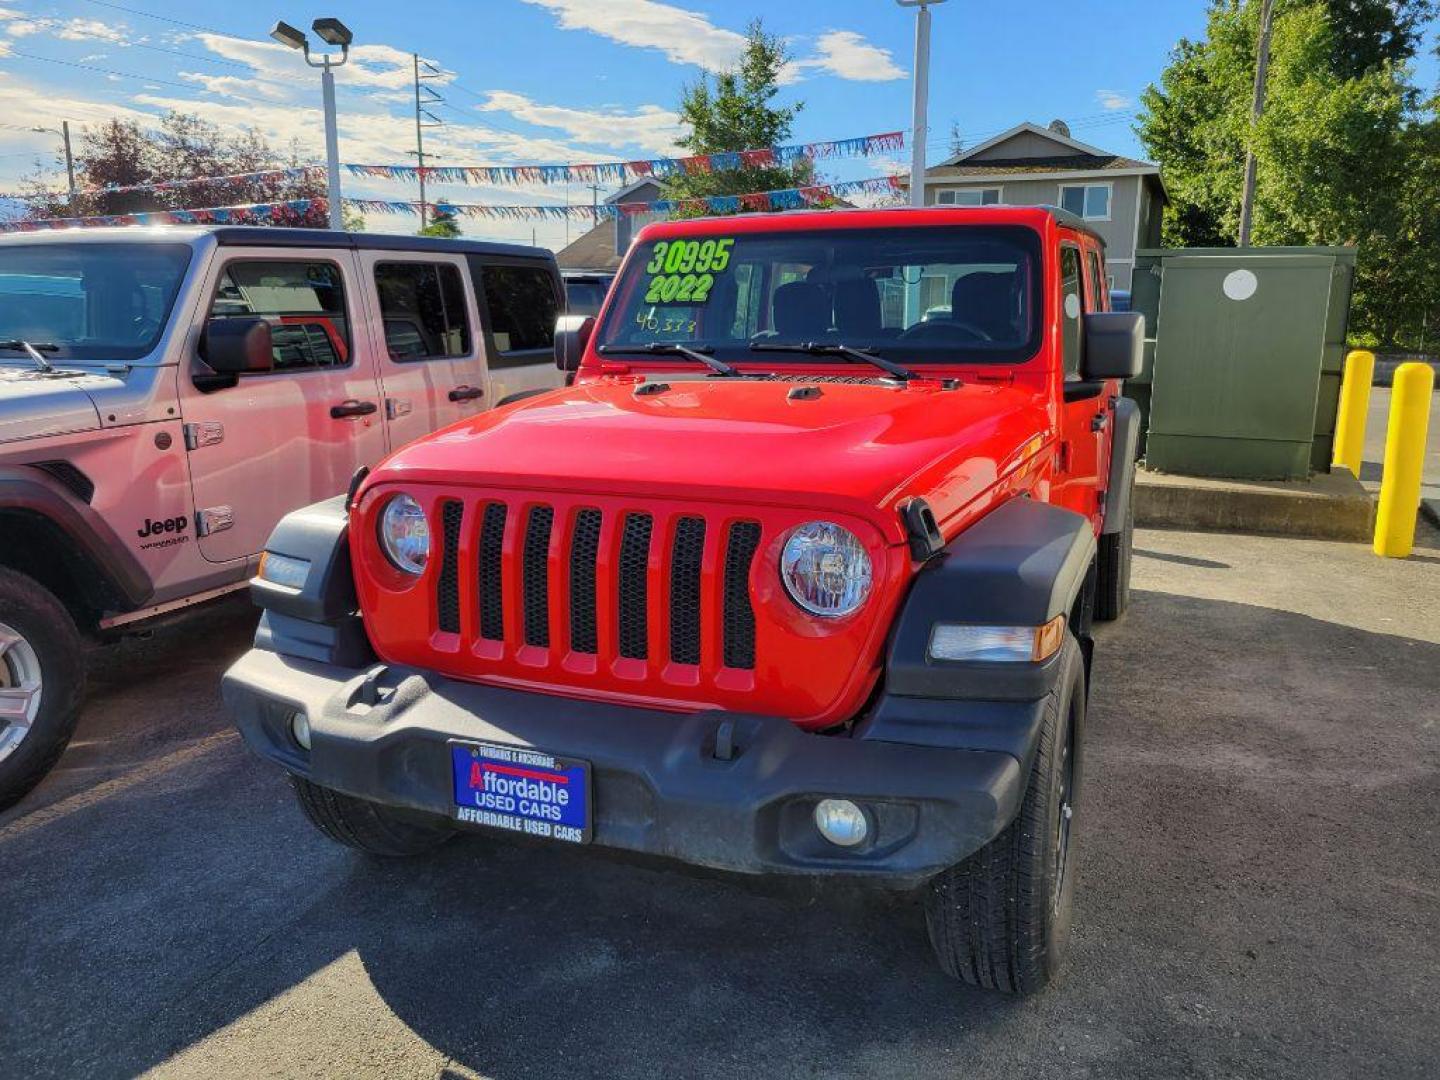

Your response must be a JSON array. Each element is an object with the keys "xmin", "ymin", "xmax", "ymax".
[{"xmin": 1129, "ymin": 247, "xmax": 1355, "ymax": 480}]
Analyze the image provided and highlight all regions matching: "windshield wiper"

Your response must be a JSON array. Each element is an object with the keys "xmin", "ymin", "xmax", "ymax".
[
  {"xmin": 597, "ymin": 342, "xmax": 740, "ymax": 378},
  {"xmin": 748, "ymin": 341, "xmax": 918, "ymax": 381},
  {"xmin": 0, "ymin": 340, "xmax": 58, "ymax": 373}
]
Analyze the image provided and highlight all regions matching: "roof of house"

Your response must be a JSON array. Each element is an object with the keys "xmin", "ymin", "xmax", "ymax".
[
  {"xmin": 918, "ymin": 122, "xmax": 1163, "ymax": 190},
  {"xmin": 556, "ymin": 216, "xmax": 624, "ymax": 271}
]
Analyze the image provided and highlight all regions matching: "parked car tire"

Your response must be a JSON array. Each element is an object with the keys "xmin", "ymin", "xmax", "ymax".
[
  {"xmin": 291, "ymin": 775, "xmax": 455, "ymax": 856},
  {"xmin": 1095, "ymin": 474, "xmax": 1134, "ymax": 621},
  {"xmin": 923, "ymin": 634, "xmax": 1085, "ymax": 994},
  {"xmin": 0, "ymin": 567, "xmax": 86, "ymax": 812}
]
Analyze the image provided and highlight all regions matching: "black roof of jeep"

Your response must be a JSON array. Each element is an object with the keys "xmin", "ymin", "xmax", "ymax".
[{"xmin": 208, "ymin": 227, "xmax": 549, "ymax": 261}]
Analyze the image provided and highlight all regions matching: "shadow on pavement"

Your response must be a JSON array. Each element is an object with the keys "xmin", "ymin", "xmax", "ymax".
[{"xmin": 2, "ymin": 589, "xmax": 1438, "ymax": 1079}]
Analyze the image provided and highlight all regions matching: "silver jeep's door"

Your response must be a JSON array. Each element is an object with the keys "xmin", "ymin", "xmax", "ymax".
[
  {"xmin": 355, "ymin": 249, "xmax": 490, "ymax": 450},
  {"xmin": 179, "ymin": 247, "xmax": 386, "ymax": 563}
]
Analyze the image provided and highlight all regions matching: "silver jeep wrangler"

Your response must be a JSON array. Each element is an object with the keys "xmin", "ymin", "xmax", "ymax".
[{"xmin": 0, "ymin": 225, "xmax": 564, "ymax": 808}]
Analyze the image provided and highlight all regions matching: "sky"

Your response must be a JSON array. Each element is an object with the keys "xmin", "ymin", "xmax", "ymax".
[{"xmin": 0, "ymin": 0, "xmax": 1433, "ymax": 251}]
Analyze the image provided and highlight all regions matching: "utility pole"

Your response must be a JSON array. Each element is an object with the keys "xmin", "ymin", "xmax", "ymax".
[
  {"xmin": 587, "ymin": 182, "xmax": 602, "ymax": 224},
  {"xmin": 897, "ymin": 0, "xmax": 947, "ymax": 209},
  {"xmin": 31, "ymin": 122, "xmax": 77, "ymax": 209},
  {"xmin": 412, "ymin": 53, "xmax": 445, "ymax": 228},
  {"xmin": 1238, "ymin": 0, "xmax": 1276, "ymax": 248}
]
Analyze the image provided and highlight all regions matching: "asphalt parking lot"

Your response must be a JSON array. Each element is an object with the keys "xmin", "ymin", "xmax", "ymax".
[{"xmin": 2, "ymin": 524, "xmax": 1438, "ymax": 1080}]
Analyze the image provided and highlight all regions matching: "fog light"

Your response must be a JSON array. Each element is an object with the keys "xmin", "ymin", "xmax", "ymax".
[
  {"xmin": 289, "ymin": 710, "xmax": 311, "ymax": 751},
  {"xmin": 814, "ymin": 798, "xmax": 868, "ymax": 847}
]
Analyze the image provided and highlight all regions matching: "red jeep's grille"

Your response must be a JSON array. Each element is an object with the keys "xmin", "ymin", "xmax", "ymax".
[
  {"xmin": 356, "ymin": 486, "xmax": 901, "ymax": 729},
  {"xmin": 431, "ymin": 498, "xmax": 762, "ymax": 671}
]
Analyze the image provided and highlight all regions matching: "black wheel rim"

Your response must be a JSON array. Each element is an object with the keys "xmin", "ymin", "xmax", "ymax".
[{"xmin": 1052, "ymin": 700, "xmax": 1077, "ymax": 911}]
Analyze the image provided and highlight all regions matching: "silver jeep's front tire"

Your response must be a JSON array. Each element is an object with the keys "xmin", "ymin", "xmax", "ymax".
[{"xmin": 0, "ymin": 567, "xmax": 85, "ymax": 811}]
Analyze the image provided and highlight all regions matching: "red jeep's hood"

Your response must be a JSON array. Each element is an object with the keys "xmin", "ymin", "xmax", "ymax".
[{"xmin": 377, "ymin": 377, "xmax": 1050, "ymax": 540}]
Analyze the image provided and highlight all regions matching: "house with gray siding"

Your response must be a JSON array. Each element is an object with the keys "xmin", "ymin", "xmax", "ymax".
[{"xmin": 915, "ymin": 122, "xmax": 1166, "ymax": 290}]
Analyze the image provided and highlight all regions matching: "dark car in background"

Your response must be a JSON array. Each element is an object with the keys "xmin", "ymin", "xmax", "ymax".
[{"xmin": 561, "ymin": 270, "xmax": 615, "ymax": 316}]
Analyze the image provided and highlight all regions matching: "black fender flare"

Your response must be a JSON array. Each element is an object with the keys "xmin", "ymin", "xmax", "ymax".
[
  {"xmin": 1103, "ymin": 395, "xmax": 1140, "ymax": 535},
  {"xmin": 494, "ymin": 387, "xmax": 553, "ymax": 408},
  {"xmin": 250, "ymin": 495, "xmax": 374, "ymax": 667},
  {"xmin": 0, "ymin": 465, "xmax": 154, "ymax": 610},
  {"xmin": 882, "ymin": 497, "xmax": 1097, "ymax": 703}
]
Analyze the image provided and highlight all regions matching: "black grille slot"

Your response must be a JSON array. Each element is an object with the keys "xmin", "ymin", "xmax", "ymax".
[
  {"xmin": 477, "ymin": 502, "xmax": 507, "ymax": 640},
  {"xmin": 436, "ymin": 501, "xmax": 464, "ymax": 634},
  {"xmin": 617, "ymin": 513, "xmax": 653, "ymax": 660},
  {"xmin": 669, "ymin": 517, "xmax": 705, "ymax": 665},
  {"xmin": 723, "ymin": 522, "xmax": 761, "ymax": 669},
  {"xmin": 569, "ymin": 509, "xmax": 602, "ymax": 654},
  {"xmin": 522, "ymin": 506, "xmax": 554, "ymax": 646}
]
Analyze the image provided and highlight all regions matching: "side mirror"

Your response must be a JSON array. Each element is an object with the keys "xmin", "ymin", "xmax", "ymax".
[
  {"xmin": 554, "ymin": 314, "xmax": 595, "ymax": 373},
  {"xmin": 1082, "ymin": 312, "xmax": 1143, "ymax": 380},
  {"xmin": 204, "ymin": 317, "xmax": 274, "ymax": 375}
]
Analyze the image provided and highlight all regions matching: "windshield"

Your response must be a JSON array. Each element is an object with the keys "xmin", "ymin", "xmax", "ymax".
[
  {"xmin": 596, "ymin": 225, "xmax": 1043, "ymax": 366},
  {"xmin": 0, "ymin": 243, "xmax": 193, "ymax": 362}
]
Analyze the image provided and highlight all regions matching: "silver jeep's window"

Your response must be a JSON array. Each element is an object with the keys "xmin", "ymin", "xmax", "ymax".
[{"xmin": 0, "ymin": 243, "xmax": 192, "ymax": 362}]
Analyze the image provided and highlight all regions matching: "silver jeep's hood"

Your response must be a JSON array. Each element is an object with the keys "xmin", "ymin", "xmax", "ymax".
[{"xmin": 0, "ymin": 365, "xmax": 104, "ymax": 445}]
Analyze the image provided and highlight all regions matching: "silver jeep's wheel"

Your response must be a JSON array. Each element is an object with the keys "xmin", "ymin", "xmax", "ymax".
[
  {"xmin": 0, "ymin": 567, "xmax": 86, "ymax": 811},
  {"xmin": 0, "ymin": 620, "xmax": 43, "ymax": 765}
]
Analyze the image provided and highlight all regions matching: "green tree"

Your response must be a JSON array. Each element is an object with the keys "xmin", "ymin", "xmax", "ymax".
[
  {"xmin": 20, "ymin": 112, "xmax": 330, "ymax": 227},
  {"xmin": 662, "ymin": 20, "xmax": 814, "ymax": 205},
  {"xmin": 1138, "ymin": 0, "xmax": 1440, "ymax": 347},
  {"xmin": 417, "ymin": 207, "xmax": 461, "ymax": 238}
]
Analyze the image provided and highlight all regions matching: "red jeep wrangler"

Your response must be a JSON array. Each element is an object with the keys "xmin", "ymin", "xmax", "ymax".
[{"xmin": 224, "ymin": 206, "xmax": 1142, "ymax": 994}]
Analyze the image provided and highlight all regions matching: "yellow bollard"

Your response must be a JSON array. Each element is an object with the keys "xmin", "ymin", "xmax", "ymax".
[
  {"xmin": 1332, "ymin": 349, "xmax": 1375, "ymax": 476},
  {"xmin": 1373, "ymin": 362, "xmax": 1435, "ymax": 558}
]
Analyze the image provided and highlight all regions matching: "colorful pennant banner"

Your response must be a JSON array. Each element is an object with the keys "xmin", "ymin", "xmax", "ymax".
[
  {"xmin": 3, "ymin": 167, "xmax": 324, "ymax": 204},
  {"xmin": 0, "ymin": 198, "xmax": 323, "ymax": 232},
  {"xmin": 0, "ymin": 173, "xmax": 907, "ymax": 232},
  {"xmin": 342, "ymin": 131, "xmax": 905, "ymax": 187}
]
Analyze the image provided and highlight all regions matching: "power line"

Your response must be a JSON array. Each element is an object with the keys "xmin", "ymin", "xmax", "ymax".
[{"xmin": 5, "ymin": 48, "xmax": 277, "ymax": 105}]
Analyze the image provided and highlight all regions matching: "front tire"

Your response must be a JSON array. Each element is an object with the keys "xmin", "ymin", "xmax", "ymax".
[
  {"xmin": 0, "ymin": 568, "xmax": 86, "ymax": 812},
  {"xmin": 924, "ymin": 635, "xmax": 1085, "ymax": 994},
  {"xmin": 291, "ymin": 775, "xmax": 454, "ymax": 856}
]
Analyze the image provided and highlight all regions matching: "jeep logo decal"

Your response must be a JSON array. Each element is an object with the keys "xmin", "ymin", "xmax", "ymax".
[{"xmin": 138, "ymin": 516, "xmax": 189, "ymax": 539}]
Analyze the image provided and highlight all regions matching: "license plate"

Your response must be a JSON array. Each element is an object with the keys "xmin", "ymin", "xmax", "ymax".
[{"xmin": 449, "ymin": 741, "xmax": 591, "ymax": 844}]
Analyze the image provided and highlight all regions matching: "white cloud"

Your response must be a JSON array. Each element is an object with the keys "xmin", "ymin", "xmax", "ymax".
[
  {"xmin": 55, "ymin": 18, "xmax": 129, "ymax": 43},
  {"xmin": 178, "ymin": 72, "xmax": 290, "ymax": 101},
  {"xmin": 0, "ymin": 40, "xmax": 9, "ymax": 58},
  {"xmin": 1, "ymin": 14, "xmax": 131, "ymax": 43},
  {"xmin": 479, "ymin": 91, "xmax": 683, "ymax": 155},
  {"xmin": 1096, "ymin": 90, "xmax": 1133, "ymax": 111},
  {"xmin": 192, "ymin": 33, "xmax": 446, "ymax": 93},
  {"xmin": 78, "ymin": 52, "xmax": 108, "ymax": 62},
  {"xmin": 520, "ymin": 0, "xmax": 745, "ymax": 69},
  {"xmin": 792, "ymin": 31, "xmax": 904, "ymax": 82}
]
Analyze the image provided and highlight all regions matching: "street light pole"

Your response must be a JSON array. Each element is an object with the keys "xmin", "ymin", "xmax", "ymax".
[
  {"xmin": 270, "ymin": 18, "xmax": 353, "ymax": 231},
  {"xmin": 898, "ymin": 0, "xmax": 946, "ymax": 209},
  {"xmin": 319, "ymin": 61, "xmax": 343, "ymax": 230}
]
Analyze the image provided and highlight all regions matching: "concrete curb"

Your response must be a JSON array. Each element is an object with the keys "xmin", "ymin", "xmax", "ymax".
[
  {"xmin": 1135, "ymin": 467, "xmax": 1376, "ymax": 541},
  {"xmin": 1423, "ymin": 499, "xmax": 1439, "ymax": 529}
]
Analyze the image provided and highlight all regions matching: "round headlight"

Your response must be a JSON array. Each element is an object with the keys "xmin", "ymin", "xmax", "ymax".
[
  {"xmin": 378, "ymin": 494, "xmax": 430, "ymax": 575},
  {"xmin": 780, "ymin": 522, "xmax": 873, "ymax": 618}
]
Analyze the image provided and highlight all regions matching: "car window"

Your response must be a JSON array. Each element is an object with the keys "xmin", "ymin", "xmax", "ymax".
[
  {"xmin": 210, "ymin": 260, "xmax": 349, "ymax": 372},
  {"xmin": 478, "ymin": 264, "xmax": 558, "ymax": 355},
  {"xmin": 375, "ymin": 262, "xmax": 471, "ymax": 361},
  {"xmin": 1060, "ymin": 245, "xmax": 1084, "ymax": 376},
  {"xmin": 597, "ymin": 225, "xmax": 1045, "ymax": 367},
  {"xmin": 0, "ymin": 243, "xmax": 191, "ymax": 362}
]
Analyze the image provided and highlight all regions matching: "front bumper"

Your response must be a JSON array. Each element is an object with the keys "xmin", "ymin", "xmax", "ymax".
[{"xmin": 223, "ymin": 648, "xmax": 1035, "ymax": 888}]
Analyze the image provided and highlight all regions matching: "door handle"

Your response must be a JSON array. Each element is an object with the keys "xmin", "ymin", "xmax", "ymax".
[
  {"xmin": 448, "ymin": 385, "xmax": 484, "ymax": 403},
  {"xmin": 1091, "ymin": 412, "xmax": 1110, "ymax": 433},
  {"xmin": 331, "ymin": 399, "xmax": 378, "ymax": 419}
]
